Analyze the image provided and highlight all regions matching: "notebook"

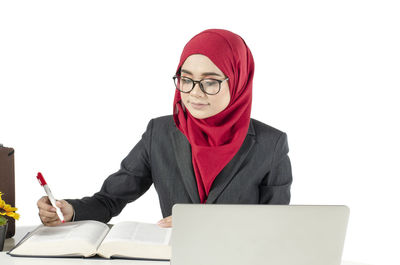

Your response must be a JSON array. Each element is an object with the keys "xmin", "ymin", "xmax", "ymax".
[{"xmin": 171, "ymin": 204, "xmax": 350, "ymax": 265}]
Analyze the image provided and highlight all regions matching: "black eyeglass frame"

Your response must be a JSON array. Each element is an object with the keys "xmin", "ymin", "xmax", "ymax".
[{"xmin": 173, "ymin": 75, "xmax": 229, "ymax": 95}]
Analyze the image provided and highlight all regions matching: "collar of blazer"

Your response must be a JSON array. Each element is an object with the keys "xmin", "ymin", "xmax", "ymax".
[{"xmin": 170, "ymin": 119, "xmax": 256, "ymax": 203}]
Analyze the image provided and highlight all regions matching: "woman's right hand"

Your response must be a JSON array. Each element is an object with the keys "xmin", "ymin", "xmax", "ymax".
[{"xmin": 37, "ymin": 196, "xmax": 74, "ymax": 226}]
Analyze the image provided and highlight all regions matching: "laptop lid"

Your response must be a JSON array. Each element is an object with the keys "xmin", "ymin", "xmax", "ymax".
[{"xmin": 171, "ymin": 204, "xmax": 349, "ymax": 265}]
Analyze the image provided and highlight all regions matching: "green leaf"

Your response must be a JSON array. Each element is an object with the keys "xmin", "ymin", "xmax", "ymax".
[{"xmin": 0, "ymin": 216, "xmax": 8, "ymax": 226}]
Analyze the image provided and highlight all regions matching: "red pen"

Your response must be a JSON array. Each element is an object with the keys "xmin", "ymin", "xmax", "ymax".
[{"xmin": 36, "ymin": 172, "xmax": 65, "ymax": 223}]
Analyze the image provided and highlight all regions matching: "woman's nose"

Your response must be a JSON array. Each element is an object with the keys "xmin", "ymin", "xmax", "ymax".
[{"xmin": 190, "ymin": 82, "xmax": 206, "ymax": 97}]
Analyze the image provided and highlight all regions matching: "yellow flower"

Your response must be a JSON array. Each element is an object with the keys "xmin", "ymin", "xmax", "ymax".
[
  {"xmin": 3, "ymin": 204, "xmax": 18, "ymax": 212},
  {"xmin": 0, "ymin": 191, "xmax": 20, "ymax": 222},
  {"xmin": 0, "ymin": 211, "xmax": 20, "ymax": 220}
]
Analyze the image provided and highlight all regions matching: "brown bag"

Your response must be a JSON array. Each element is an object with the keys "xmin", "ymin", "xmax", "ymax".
[{"xmin": 0, "ymin": 144, "xmax": 15, "ymax": 238}]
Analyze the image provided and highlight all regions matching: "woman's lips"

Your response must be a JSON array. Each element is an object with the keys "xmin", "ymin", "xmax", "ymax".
[{"xmin": 190, "ymin": 102, "xmax": 208, "ymax": 110}]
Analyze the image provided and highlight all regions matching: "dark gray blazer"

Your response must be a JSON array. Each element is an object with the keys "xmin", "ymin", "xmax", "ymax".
[{"xmin": 66, "ymin": 115, "xmax": 292, "ymax": 223}]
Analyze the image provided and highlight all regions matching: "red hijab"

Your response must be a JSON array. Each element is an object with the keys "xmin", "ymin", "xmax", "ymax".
[{"xmin": 173, "ymin": 29, "xmax": 254, "ymax": 203}]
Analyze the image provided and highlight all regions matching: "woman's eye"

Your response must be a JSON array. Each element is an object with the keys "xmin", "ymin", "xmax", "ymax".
[{"xmin": 205, "ymin": 80, "xmax": 218, "ymax": 86}]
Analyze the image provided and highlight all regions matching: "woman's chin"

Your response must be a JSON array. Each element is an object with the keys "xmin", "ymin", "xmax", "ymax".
[{"xmin": 188, "ymin": 108, "xmax": 211, "ymax": 119}]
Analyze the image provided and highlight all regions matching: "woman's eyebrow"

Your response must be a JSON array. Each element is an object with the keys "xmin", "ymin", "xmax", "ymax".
[{"xmin": 181, "ymin": 69, "xmax": 222, "ymax": 77}]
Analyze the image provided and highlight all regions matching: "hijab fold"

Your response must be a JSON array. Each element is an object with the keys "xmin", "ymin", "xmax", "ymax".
[{"xmin": 173, "ymin": 29, "xmax": 255, "ymax": 203}]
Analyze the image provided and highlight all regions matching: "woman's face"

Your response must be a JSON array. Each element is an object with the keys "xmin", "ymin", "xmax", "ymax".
[{"xmin": 179, "ymin": 54, "xmax": 230, "ymax": 119}]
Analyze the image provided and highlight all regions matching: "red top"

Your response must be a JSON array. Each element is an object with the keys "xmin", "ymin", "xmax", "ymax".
[
  {"xmin": 173, "ymin": 29, "xmax": 254, "ymax": 203},
  {"xmin": 36, "ymin": 172, "xmax": 47, "ymax": 186}
]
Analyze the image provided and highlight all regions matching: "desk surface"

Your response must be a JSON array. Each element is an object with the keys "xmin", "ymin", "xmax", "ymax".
[{"xmin": 1, "ymin": 226, "xmax": 370, "ymax": 265}]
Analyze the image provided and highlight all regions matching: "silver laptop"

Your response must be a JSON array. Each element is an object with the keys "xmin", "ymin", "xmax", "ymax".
[{"xmin": 171, "ymin": 204, "xmax": 349, "ymax": 265}]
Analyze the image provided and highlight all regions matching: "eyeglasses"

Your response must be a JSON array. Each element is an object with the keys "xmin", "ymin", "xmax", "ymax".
[{"xmin": 173, "ymin": 75, "xmax": 229, "ymax": 95}]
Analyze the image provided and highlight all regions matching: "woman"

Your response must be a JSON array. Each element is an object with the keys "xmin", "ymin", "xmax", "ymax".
[{"xmin": 37, "ymin": 29, "xmax": 293, "ymax": 228}]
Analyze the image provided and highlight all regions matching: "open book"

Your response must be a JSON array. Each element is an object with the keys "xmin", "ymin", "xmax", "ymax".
[{"xmin": 8, "ymin": 220, "xmax": 171, "ymax": 260}]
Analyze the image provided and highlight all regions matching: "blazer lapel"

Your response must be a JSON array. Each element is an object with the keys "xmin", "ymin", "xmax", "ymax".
[
  {"xmin": 170, "ymin": 120, "xmax": 256, "ymax": 204},
  {"xmin": 170, "ymin": 128, "xmax": 201, "ymax": 203}
]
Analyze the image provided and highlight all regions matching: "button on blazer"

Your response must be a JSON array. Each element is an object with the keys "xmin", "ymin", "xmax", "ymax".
[{"xmin": 66, "ymin": 115, "xmax": 293, "ymax": 223}]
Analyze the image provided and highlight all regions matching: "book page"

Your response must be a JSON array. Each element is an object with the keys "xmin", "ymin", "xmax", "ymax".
[
  {"xmin": 97, "ymin": 221, "xmax": 171, "ymax": 259},
  {"xmin": 9, "ymin": 220, "xmax": 110, "ymax": 257},
  {"xmin": 103, "ymin": 221, "xmax": 171, "ymax": 245}
]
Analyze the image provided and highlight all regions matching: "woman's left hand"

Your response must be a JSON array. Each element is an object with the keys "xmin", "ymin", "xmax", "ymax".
[{"xmin": 157, "ymin": 215, "xmax": 172, "ymax": 228}]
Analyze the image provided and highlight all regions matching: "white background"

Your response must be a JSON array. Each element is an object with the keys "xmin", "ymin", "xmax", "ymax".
[{"xmin": 1, "ymin": 1, "xmax": 399, "ymax": 264}]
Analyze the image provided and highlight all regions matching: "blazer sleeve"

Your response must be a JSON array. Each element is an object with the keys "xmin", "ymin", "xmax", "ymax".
[
  {"xmin": 259, "ymin": 132, "xmax": 293, "ymax": 204},
  {"xmin": 65, "ymin": 119, "xmax": 154, "ymax": 223}
]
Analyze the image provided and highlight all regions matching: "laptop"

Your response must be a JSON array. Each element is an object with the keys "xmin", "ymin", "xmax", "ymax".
[{"xmin": 171, "ymin": 204, "xmax": 349, "ymax": 265}]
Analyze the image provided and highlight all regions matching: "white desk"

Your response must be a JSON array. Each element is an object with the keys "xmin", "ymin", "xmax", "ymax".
[{"xmin": 1, "ymin": 226, "xmax": 370, "ymax": 265}]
